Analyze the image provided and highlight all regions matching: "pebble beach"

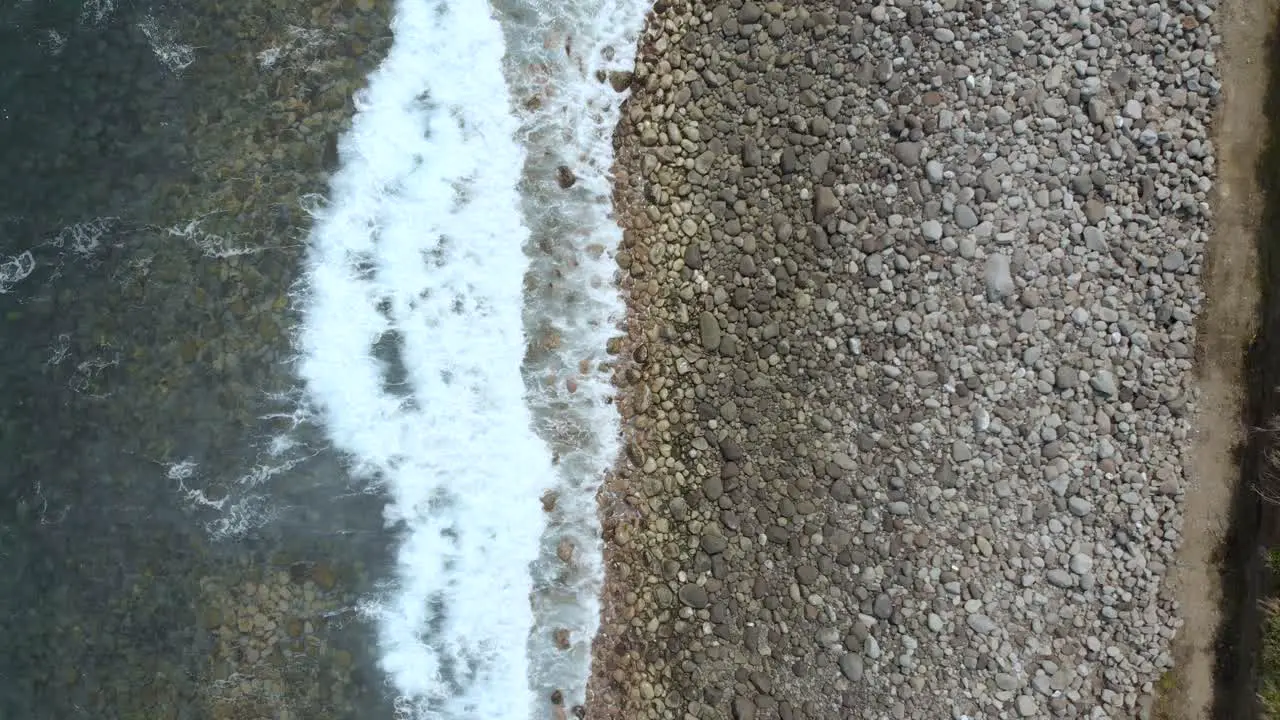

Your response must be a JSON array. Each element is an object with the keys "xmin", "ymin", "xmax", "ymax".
[
  {"xmin": 590, "ymin": 0, "xmax": 1217, "ymax": 718},
  {"xmin": 0, "ymin": 0, "xmax": 1243, "ymax": 716}
]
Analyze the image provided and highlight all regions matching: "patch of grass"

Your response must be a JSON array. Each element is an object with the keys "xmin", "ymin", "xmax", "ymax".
[
  {"xmin": 1150, "ymin": 670, "xmax": 1180, "ymax": 720},
  {"xmin": 1262, "ymin": 550, "xmax": 1280, "ymax": 717}
]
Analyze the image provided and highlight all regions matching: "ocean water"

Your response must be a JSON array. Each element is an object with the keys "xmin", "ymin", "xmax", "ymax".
[{"xmin": 0, "ymin": 0, "xmax": 647, "ymax": 716}]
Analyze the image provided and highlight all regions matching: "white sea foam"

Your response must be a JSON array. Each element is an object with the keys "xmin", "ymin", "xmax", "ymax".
[
  {"xmin": 165, "ymin": 213, "xmax": 272, "ymax": 259},
  {"xmin": 295, "ymin": 0, "xmax": 649, "ymax": 714},
  {"xmin": 294, "ymin": 0, "xmax": 555, "ymax": 717},
  {"xmin": 163, "ymin": 455, "xmax": 291, "ymax": 538},
  {"xmin": 0, "ymin": 250, "xmax": 35, "ymax": 293},
  {"xmin": 137, "ymin": 15, "xmax": 196, "ymax": 75}
]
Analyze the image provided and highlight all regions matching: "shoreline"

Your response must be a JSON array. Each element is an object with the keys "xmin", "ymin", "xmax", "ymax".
[{"xmin": 589, "ymin": 0, "xmax": 1222, "ymax": 717}]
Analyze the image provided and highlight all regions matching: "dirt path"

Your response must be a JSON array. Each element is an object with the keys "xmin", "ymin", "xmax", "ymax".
[{"xmin": 1171, "ymin": 0, "xmax": 1272, "ymax": 715}]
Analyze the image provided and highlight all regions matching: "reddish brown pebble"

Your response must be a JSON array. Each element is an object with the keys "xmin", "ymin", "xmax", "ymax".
[{"xmin": 553, "ymin": 628, "xmax": 572, "ymax": 649}]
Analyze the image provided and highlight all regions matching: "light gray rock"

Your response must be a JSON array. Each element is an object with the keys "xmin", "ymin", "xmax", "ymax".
[
  {"xmin": 925, "ymin": 160, "xmax": 945, "ymax": 184},
  {"xmin": 985, "ymin": 253, "xmax": 1014, "ymax": 299},
  {"xmin": 1046, "ymin": 569, "xmax": 1074, "ymax": 588},
  {"xmin": 1163, "ymin": 249, "xmax": 1187, "ymax": 272},
  {"xmin": 1042, "ymin": 97, "xmax": 1068, "ymax": 117},
  {"xmin": 967, "ymin": 614, "xmax": 997, "ymax": 634},
  {"xmin": 1070, "ymin": 554, "xmax": 1094, "ymax": 575},
  {"xmin": 1068, "ymin": 497, "xmax": 1093, "ymax": 517},
  {"xmin": 1091, "ymin": 370, "xmax": 1118, "ymax": 397}
]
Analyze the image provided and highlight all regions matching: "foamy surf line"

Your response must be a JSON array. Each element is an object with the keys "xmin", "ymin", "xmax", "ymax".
[
  {"xmin": 294, "ymin": 0, "xmax": 554, "ymax": 717},
  {"xmin": 496, "ymin": 0, "xmax": 649, "ymax": 707}
]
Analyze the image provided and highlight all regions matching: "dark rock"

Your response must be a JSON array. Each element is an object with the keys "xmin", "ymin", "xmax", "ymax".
[
  {"xmin": 703, "ymin": 474, "xmax": 724, "ymax": 500},
  {"xmin": 893, "ymin": 141, "xmax": 923, "ymax": 166},
  {"xmin": 679, "ymin": 583, "xmax": 709, "ymax": 609},
  {"xmin": 732, "ymin": 696, "xmax": 757, "ymax": 720},
  {"xmin": 814, "ymin": 186, "xmax": 839, "ymax": 222},
  {"xmin": 720, "ymin": 439, "xmax": 744, "ymax": 461},
  {"xmin": 556, "ymin": 165, "xmax": 576, "ymax": 189},
  {"xmin": 702, "ymin": 534, "xmax": 729, "ymax": 554},
  {"xmin": 608, "ymin": 71, "xmax": 633, "ymax": 92}
]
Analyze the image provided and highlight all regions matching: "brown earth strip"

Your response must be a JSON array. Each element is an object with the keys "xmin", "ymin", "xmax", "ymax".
[{"xmin": 1167, "ymin": 0, "xmax": 1272, "ymax": 716}]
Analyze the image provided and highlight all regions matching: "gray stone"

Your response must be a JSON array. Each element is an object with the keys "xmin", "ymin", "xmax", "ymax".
[
  {"xmin": 1018, "ymin": 309, "xmax": 1037, "ymax": 334},
  {"xmin": 921, "ymin": 219, "xmax": 943, "ymax": 242},
  {"xmin": 873, "ymin": 593, "xmax": 893, "ymax": 619},
  {"xmin": 985, "ymin": 253, "xmax": 1014, "ymax": 299},
  {"xmin": 1088, "ymin": 97, "xmax": 1106, "ymax": 124},
  {"xmin": 1042, "ymin": 97, "xmax": 1068, "ymax": 117},
  {"xmin": 925, "ymin": 160, "xmax": 945, "ymax": 184},
  {"xmin": 1055, "ymin": 366, "xmax": 1079, "ymax": 389},
  {"xmin": 1070, "ymin": 554, "xmax": 1094, "ymax": 575},
  {"xmin": 814, "ymin": 186, "xmax": 839, "ymax": 222},
  {"xmin": 701, "ymin": 535, "xmax": 728, "ymax": 554},
  {"xmin": 1085, "ymin": 199, "xmax": 1106, "ymax": 224},
  {"xmin": 1068, "ymin": 497, "xmax": 1093, "ymax": 517},
  {"xmin": 1083, "ymin": 226, "xmax": 1107, "ymax": 250},
  {"xmin": 703, "ymin": 474, "xmax": 724, "ymax": 500},
  {"xmin": 719, "ymin": 439, "xmax": 744, "ymax": 461},
  {"xmin": 893, "ymin": 141, "xmax": 923, "ymax": 166},
  {"xmin": 838, "ymin": 653, "xmax": 864, "ymax": 681},
  {"xmin": 954, "ymin": 205, "xmax": 978, "ymax": 229},
  {"xmin": 1046, "ymin": 569, "xmax": 1074, "ymax": 588},
  {"xmin": 1090, "ymin": 370, "xmax": 1118, "ymax": 397},
  {"xmin": 967, "ymin": 613, "xmax": 997, "ymax": 634},
  {"xmin": 864, "ymin": 635, "xmax": 881, "ymax": 659},
  {"xmin": 678, "ymin": 583, "xmax": 709, "ymax": 609},
  {"xmin": 1163, "ymin": 249, "xmax": 1186, "ymax": 272},
  {"xmin": 699, "ymin": 311, "xmax": 721, "ymax": 350}
]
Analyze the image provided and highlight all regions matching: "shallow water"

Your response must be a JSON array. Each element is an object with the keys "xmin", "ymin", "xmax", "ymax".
[
  {"xmin": 0, "ymin": 0, "xmax": 396, "ymax": 717},
  {"xmin": 0, "ymin": 0, "xmax": 647, "ymax": 717}
]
